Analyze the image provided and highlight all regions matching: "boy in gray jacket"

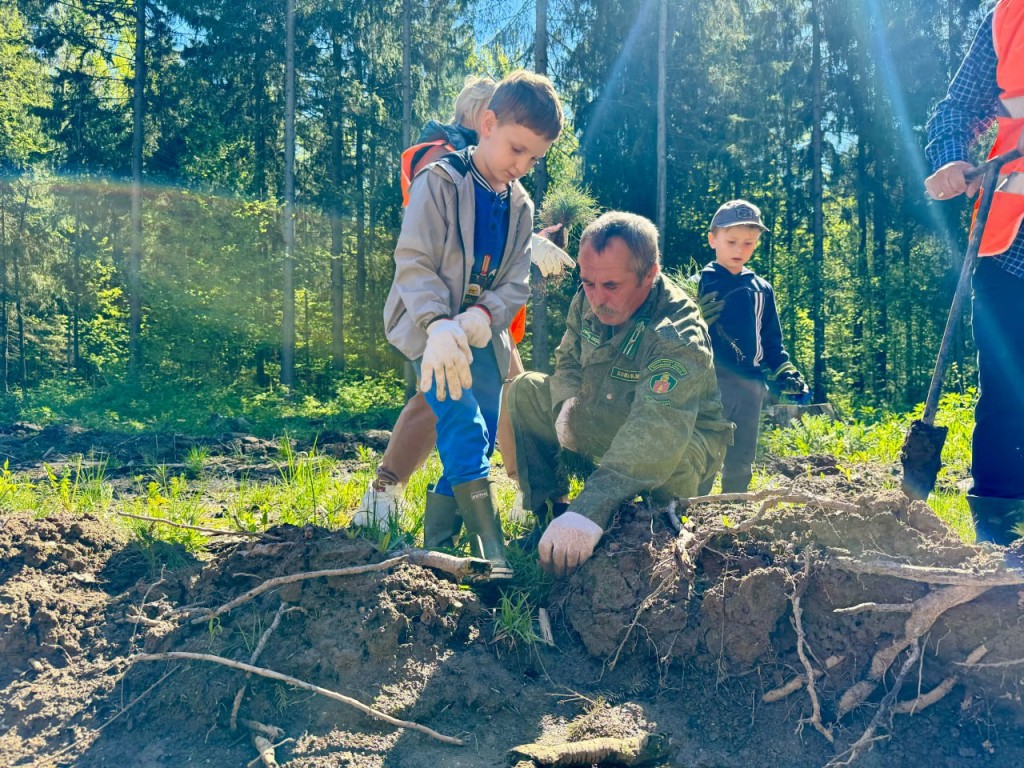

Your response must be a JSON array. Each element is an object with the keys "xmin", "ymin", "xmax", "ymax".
[{"xmin": 383, "ymin": 70, "xmax": 563, "ymax": 580}]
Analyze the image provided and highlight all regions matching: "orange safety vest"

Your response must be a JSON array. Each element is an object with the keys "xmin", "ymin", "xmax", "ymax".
[
  {"xmin": 978, "ymin": 0, "xmax": 1024, "ymax": 256},
  {"xmin": 399, "ymin": 138, "xmax": 529, "ymax": 343}
]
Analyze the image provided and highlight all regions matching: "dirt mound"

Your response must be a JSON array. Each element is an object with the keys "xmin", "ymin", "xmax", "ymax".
[{"xmin": 4, "ymin": 455, "xmax": 1024, "ymax": 767}]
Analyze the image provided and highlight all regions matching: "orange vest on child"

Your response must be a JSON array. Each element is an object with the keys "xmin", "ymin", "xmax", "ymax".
[{"xmin": 978, "ymin": 0, "xmax": 1024, "ymax": 256}]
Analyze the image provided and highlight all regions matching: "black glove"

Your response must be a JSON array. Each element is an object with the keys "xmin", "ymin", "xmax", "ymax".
[
  {"xmin": 775, "ymin": 369, "xmax": 809, "ymax": 396},
  {"xmin": 697, "ymin": 291, "xmax": 724, "ymax": 327}
]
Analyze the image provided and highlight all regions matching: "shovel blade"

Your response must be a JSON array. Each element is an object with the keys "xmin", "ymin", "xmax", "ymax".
[{"xmin": 900, "ymin": 419, "xmax": 949, "ymax": 501}]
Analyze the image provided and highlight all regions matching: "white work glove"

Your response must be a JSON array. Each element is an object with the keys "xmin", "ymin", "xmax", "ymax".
[
  {"xmin": 454, "ymin": 306, "xmax": 492, "ymax": 348},
  {"xmin": 538, "ymin": 511, "xmax": 604, "ymax": 578},
  {"xmin": 420, "ymin": 319, "xmax": 473, "ymax": 402},
  {"xmin": 554, "ymin": 397, "xmax": 578, "ymax": 451},
  {"xmin": 531, "ymin": 232, "xmax": 575, "ymax": 278}
]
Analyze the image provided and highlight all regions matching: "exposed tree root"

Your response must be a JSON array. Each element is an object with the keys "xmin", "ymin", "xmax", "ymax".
[
  {"xmin": 826, "ymin": 641, "xmax": 921, "ymax": 767},
  {"xmin": 762, "ymin": 656, "xmax": 844, "ymax": 703},
  {"xmin": 833, "ymin": 557, "xmax": 1024, "ymax": 586},
  {"xmin": 895, "ymin": 644, "xmax": 988, "ymax": 714},
  {"xmin": 789, "ymin": 556, "xmax": 833, "ymax": 743},
  {"xmin": 508, "ymin": 733, "xmax": 669, "ymax": 766},
  {"xmin": 132, "ymin": 651, "xmax": 464, "ymax": 745},
  {"xmin": 230, "ymin": 602, "xmax": 295, "ymax": 731},
  {"xmin": 187, "ymin": 549, "xmax": 485, "ymax": 624},
  {"xmin": 836, "ymin": 584, "xmax": 990, "ymax": 718}
]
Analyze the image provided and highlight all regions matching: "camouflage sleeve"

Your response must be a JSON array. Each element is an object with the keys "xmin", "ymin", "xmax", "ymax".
[
  {"xmin": 570, "ymin": 338, "xmax": 717, "ymax": 530},
  {"xmin": 548, "ymin": 292, "xmax": 585, "ymax": 414}
]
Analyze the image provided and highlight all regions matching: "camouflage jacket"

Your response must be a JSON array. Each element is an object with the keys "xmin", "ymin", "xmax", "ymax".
[{"xmin": 549, "ymin": 274, "xmax": 734, "ymax": 528}]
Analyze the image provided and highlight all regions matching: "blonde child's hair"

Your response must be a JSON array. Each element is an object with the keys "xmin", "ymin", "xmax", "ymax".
[{"xmin": 453, "ymin": 76, "xmax": 497, "ymax": 132}]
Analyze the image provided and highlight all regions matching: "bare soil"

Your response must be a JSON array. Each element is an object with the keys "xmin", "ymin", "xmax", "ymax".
[{"xmin": 2, "ymin": 431, "xmax": 1024, "ymax": 768}]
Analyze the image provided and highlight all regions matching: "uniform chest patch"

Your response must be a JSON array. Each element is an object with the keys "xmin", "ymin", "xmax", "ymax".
[
  {"xmin": 581, "ymin": 327, "xmax": 601, "ymax": 346},
  {"xmin": 649, "ymin": 372, "xmax": 677, "ymax": 394},
  {"xmin": 610, "ymin": 367, "xmax": 641, "ymax": 382}
]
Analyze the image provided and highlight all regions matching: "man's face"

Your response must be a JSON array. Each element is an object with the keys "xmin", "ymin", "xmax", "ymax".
[
  {"xmin": 708, "ymin": 226, "xmax": 762, "ymax": 274},
  {"xmin": 578, "ymin": 237, "xmax": 658, "ymax": 327},
  {"xmin": 472, "ymin": 110, "xmax": 554, "ymax": 191}
]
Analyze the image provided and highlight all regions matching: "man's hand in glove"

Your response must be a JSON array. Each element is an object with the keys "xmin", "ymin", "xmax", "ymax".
[
  {"xmin": 420, "ymin": 319, "xmax": 473, "ymax": 402},
  {"xmin": 554, "ymin": 397, "xmax": 578, "ymax": 451},
  {"xmin": 531, "ymin": 228, "xmax": 575, "ymax": 277},
  {"xmin": 697, "ymin": 291, "xmax": 724, "ymax": 327},
  {"xmin": 455, "ymin": 306, "xmax": 491, "ymax": 348},
  {"xmin": 538, "ymin": 511, "xmax": 603, "ymax": 577},
  {"xmin": 775, "ymin": 368, "xmax": 809, "ymax": 396}
]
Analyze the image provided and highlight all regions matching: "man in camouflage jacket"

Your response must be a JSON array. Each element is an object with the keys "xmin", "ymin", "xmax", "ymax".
[{"xmin": 507, "ymin": 211, "xmax": 734, "ymax": 576}]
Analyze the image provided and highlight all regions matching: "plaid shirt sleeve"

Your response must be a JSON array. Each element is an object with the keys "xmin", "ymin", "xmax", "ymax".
[{"xmin": 925, "ymin": 10, "xmax": 1001, "ymax": 171}]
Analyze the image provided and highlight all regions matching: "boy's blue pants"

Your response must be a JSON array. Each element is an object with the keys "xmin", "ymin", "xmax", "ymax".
[{"xmin": 420, "ymin": 345, "xmax": 501, "ymax": 497}]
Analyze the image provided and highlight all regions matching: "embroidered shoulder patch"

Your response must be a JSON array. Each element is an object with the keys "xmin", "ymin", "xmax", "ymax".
[
  {"xmin": 649, "ymin": 372, "xmax": 677, "ymax": 394},
  {"xmin": 647, "ymin": 358, "xmax": 688, "ymax": 378},
  {"xmin": 580, "ymin": 327, "xmax": 601, "ymax": 346},
  {"xmin": 610, "ymin": 367, "xmax": 641, "ymax": 382}
]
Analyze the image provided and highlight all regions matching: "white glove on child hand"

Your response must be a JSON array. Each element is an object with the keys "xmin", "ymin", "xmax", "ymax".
[
  {"xmin": 454, "ymin": 306, "xmax": 492, "ymax": 348},
  {"xmin": 538, "ymin": 511, "xmax": 604, "ymax": 577},
  {"xmin": 531, "ymin": 232, "xmax": 575, "ymax": 277},
  {"xmin": 554, "ymin": 397, "xmax": 578, "ymax": 451},
  {"xmin": 420, "ymin": 319, "xmax": 473, "ymax": 402}
]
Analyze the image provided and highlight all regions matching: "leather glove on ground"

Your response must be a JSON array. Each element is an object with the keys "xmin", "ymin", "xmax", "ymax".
[
  {"xmin": 697, "ymin": 291, "xmax": 724, "ymax": 326},
  {"xmin": 454, "ymin": 306, "xmax": 492, "ymax": 348},
  {"xmin": 775, "ymin": 369, "xmax": 809, "ymax": 396},
  {"xmin": 420, "ymin": 319, "xmax": 473, "ymax": 402},
  {"xmin": 554, "ymin": 397, "xmax": 578, "ymax": 451},
  {"xmin": 538, "ymin": 511, "xmax": 604, "ymax": 578},
  {"xmin": 531, "ymin": 232, "xmax": 575, "ymax": 277}
]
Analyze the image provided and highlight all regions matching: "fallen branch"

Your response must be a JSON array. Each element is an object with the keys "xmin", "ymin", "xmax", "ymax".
[
  {"xmin": 117, "ymin": 511, "xmax": 263, "ymax": 538},
  {"xmin": 895, "ymin": 644, "xmax": 988, "ymax": 714},
  {"xmin": 133, "ymin": 651, "xmax": 463, "ymax": 745},
  {"xmin": 398, "ymin": 547, "xmax": 493, "ymax": 581}
]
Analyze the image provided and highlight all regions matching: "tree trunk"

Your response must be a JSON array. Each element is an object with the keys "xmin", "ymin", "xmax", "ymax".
[
  {"xmin": 281, "ymin": 0, "xmax": 296, "ymax": 387},
  {"xmin": 531, "ymin": 0, "xmax": 551, "ymax": 372},
  {"xmin": 810, "ymin": 0, "xmax": 826, "ymax": 402},
  {"xmin": 329, "ymin": 40, "xmax": 346, "ymax": 373},
  {"xmin": 129, "ymin": 0, "xmax": 146, "ymax": 379},
  {"xmin": 402, "ymin": 0, "xmax": 411, "ymax": 149},
  {"xmin": 872, "ymin": 153, "xmax": 887, "ymax": 392},
  {"xmin": 655, "ymin": 0, "xmax": 667, "ymax": 249},
  {"xmin": 0, "ymin": 184, "xmax": 8, "ymax": 394}
]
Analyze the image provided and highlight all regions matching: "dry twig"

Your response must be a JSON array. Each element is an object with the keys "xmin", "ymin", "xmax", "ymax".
[
  {"xmin": 231, "ymin": 602, "xmax": 294, "ymax": 731},
  {"xmin": 133, "ymin": 651, "xmax": 464, "ymax": 745},
  {"xmin": 117, "ymin": 511, "xmax": 263, "ymax": 537}
]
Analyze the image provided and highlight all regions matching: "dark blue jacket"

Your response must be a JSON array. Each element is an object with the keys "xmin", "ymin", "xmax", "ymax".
[{"xmin": 694, "ymin": 262, "xmax": 794, "ymax": 380}]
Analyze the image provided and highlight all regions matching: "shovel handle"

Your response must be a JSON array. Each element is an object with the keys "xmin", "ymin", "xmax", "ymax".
[
  {"xmin": 921, "ymin": 149, "xmax": 1021, "ymax": 425},
  {"xmin": 963, "ymin": 147, "xmax": 1022, "ymax": 182}
]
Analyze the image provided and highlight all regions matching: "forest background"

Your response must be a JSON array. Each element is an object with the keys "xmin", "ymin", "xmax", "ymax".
[{"xmin": 0, "ymin": 0, "xmax": 993, "ymax": 434}]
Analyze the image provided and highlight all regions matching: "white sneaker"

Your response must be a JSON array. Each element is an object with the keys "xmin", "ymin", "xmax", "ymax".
[{"xmin": 351, "ymin": 481, "xmax": 404, "ymax": 531}]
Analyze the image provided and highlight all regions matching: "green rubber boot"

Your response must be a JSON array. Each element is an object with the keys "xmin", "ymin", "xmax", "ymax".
[
  {"xmin": 452, "ymin": 477, "xmax": 513, "ymax": 581},
  {"xmin": 422, "ymin": 486, "xmax": 462, "ymax": 549}
]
